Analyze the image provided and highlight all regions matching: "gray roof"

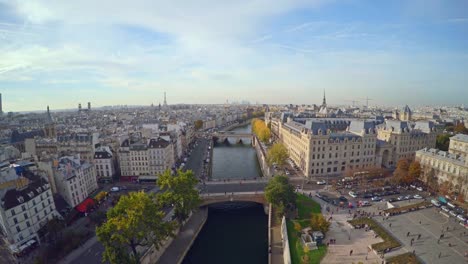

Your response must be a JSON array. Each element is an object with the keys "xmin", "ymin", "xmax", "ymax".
[
  {"xmin": 348, "ymin": 120, "xmax": 376, "ymax": 134},
  {"xmin": 451, "ymin": 134, "xmax": 468, "ymax": 143}
]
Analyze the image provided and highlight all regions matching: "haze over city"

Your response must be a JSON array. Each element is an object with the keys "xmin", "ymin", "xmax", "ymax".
[{"xmin": 1, "ymin": 0, "xmax": 467, "ymax": 111}]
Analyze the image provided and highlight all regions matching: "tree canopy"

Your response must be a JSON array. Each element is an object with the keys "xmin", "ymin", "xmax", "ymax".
[
  {"xmin": 252, "ymin": 118, "xmax": 271, "ymax": 143},
  {"xmin": 194, "ymin": 120, "xmax": 203, "ymax": 130},
  {"xmin": 393, "ymin": 159, "xmax": 421, "ymax": 185},
  {"xmin": 266, "ymin": 143, "xmax": 289, "ymax": 167},
  {"xmin": 454, "ymin": 123, "xmax": 468, "ymax": 134},
  {"xmin": 96, "ymin": 191, "xmax": 176, "ymax": 264},
  {"xmin": 264, "ymin": 175, "xmax": 296, "ymax": 214},
  {"xmin": 157, "ymin": 169, "xmax": 201, "ymax": 224},
  {"xmin": 436, "ymin": 134, "xmax": 451, "ymax": 151}
]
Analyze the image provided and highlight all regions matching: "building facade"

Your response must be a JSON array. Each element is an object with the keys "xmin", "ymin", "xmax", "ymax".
[
  {"xmin": 0, "ymin": 170, "xmax": 59, "ymax": 253},
  {"xmin": 54, "ymin": 155, "xmax": 98, "ymax": 207},
  {"xmin": 94, "ymin": 146, "xmax": 115, "ymax": 180},
  {"xmin": 118, "ymin": 137, "xmax": 174, "ymax": 181}
]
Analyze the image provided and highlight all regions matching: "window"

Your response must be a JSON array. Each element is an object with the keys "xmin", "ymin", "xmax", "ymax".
[
  {"xmin": 16, "ymin": 226, "xmax": 21, "ymax": 233},
  {"xmin": 11, "ymin": 209, "xmax": 15, "ymax": 216},
  {"xmin": 26, "ymin": 221, "xmax": 30, "ymax": 227},
  {"xmin": 13, "ymin": 218, "xmax": 18, "ymax": 224},
  {"xmin": 24, "ymin": 213, "xmax": 28, "ymax": 219},
  {"xmin": 21, "ymin": 205, "xmax": 26, "ymax": 211}
]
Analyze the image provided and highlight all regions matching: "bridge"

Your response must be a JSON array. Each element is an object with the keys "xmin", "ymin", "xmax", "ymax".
[
  {"xmin": 212, "ymin": 131, "xmax": 254, "ymax": 143},
  {"xmin": 200, "ymin": 191, "xmax": 266, "ymax": 206}
]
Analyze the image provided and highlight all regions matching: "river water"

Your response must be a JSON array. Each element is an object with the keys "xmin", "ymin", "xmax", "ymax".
[
  {"xmin": 211, "ymin": 124, "xmax": 263, "ymax": 180},
  {"xmin": 182, "ymin": 123, "xmax": 267, "ymax": 264}
]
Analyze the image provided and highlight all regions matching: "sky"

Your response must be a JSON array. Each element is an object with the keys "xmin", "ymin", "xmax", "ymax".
[{"xmin": 0, "ymin": 0, "xmax": 467, "ymax": 111}]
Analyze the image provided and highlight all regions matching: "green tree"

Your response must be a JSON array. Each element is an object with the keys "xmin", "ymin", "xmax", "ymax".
[
  {"xmin": 194, "ymin": 120, "xmax": 203, "ymax": 130},
  {"xmin": 264, "ymin": 175, "xmax": 296, "ymax": 214},
  {"xmin": 436, "ymin": 134, "xmax": 451, "ymax": 151},
  {"xmin": 96, "ymin": 192, "xmax": 176, "ymax": 264},
  {"xmin": 46, "ymin": 217, "xmax": 65, "ymax": 245},
  {"xmin": 267, "ymin": 143, "xmax": 289, "ymax": 167},
  {"xmin": 157, "ymin": 169, "xmax": 201, "ymax": 224}
]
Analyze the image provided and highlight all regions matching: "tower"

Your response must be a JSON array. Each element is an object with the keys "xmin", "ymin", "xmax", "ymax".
[
  {"xmin": 44, "ymin": 105, "xmax": 56, "ymax": 138},
  {"xmin": 322, "ymin": 90, "xmax": 327, "ymax": 107},
  {"xmin": 163, "ymin": 92, "xmax": 167, "ymax": 107},
  {"xmin": 0, "ymin": 93, "xmax": 3, "ymax": 114},
  {"xmin": 78, "ymin": 103, "xmax": 82, "ymax": 112},
  {"xmin": 88, "ymin": 102, "xmax": 91, "ymax": 111}
]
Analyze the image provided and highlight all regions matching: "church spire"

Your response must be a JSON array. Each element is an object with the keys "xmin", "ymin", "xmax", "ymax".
[{"xmin": 322, "ymin": 90, "xmax": 327, "ymax": 106}]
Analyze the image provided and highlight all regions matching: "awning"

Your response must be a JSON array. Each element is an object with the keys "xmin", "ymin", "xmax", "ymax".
[{"xmin": 75, "ymin": 198, "xmax": 95, "ymax": 213}]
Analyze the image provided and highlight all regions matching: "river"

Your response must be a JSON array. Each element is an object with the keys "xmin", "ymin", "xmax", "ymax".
[
  {"xmin": 182, "ymin": 123, "xmax": 268, "ymax": 264},
  {"xmin": 211, "ymin": 123, "xmax": 263, "ymax": 180}
]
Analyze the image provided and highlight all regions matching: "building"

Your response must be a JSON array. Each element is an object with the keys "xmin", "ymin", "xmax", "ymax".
[
  {"xmin": 94, "ymin": 146, "xmax": 115, "ymax": 181},
  {"xmin": 0, "ymin": 93, "xmax": 2, "ymax": 114},
  {"xmin": 54, "ymin": 155, "xmax": 98, "ymax": 207},
  {"xmin": 278, "ymin": 118, "xmax": 378, "ymax": 177},
  {"xmin": 392, "ymin": 105, "xmax": 412, "ymax": 121},
  {"xmin": 118, "ymin": 136, "xmax": 174, "ymax": 182},
  {"xmin": 448, "ymin": 134, "xmax": 468, "ymax": 160},
  {"xmin": 376, "ymin": 120, "xmax": 436, "ymax": 166},
  {"xmin": 43, "ymin": 106, "xmax": 56, "ymax": 139},
  {"xmin": 57, "ymin": 132, "xmax": 99, "ymax": 162},
  {"xmin": 0, "ymin": 169, "xmax": 59, "ymax": 254},
  {"xmin": 416, "ymin": 142, "xmax": 468, "ymax": 201}
]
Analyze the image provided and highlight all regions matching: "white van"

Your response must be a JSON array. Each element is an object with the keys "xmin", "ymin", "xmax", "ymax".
[
  {"xmin": 349, "ymin": 191, "xmax": 358, "ymax": 198},
  {"xmin": 447, "ymin": 202, "xmax": 456, "ymax": 209}
]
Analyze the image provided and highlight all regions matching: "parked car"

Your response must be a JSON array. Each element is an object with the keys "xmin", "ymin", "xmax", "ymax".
[
  {"xmin": 397, "ymin": 196, "xmax": 405, "ymax": 201},
  {"xmin": 431, "ymin": 199, "xmax": 441, "ymax": 207},
  {"xmin": 363, "ymin": 193, "xmax": 373, "ymax": 199},
  {"xmin": 441, "ymin": 206, "xmax": 450, "ymax": 213},
  {"xmin": 416, "ymin": 187, "xmax": 424, "ymax": 191},
  {"xmin": 349, "ymin": 191, "xmax": 358, "ymax": 198},
  {"xmin": 410, "ymin": 184, "xmax": 416, "ymax": 189},
  {"xmin": 413, "ymin": 194, "xmax": 423, "ymax": 199},
  {"xmin": 339, "ymin": 196, "xmax": 348, "ymax": 202},
  {"xmin": 449, "ymin": 210, "xmax": 458, "ymax": 217},
  {"xmin": 457, "ymin": 215, "xmax": 467, "ymax": 222},
  {"xmin": 404, "ymin": 195, "xmax": 412, "ymax": 200},
  {"xmin": 360, "ymin": 200, "xmax": 371, "ymax": 207},
  {"xmin": 110, "ymin": 186, "xmax": 120, "ymax": 192},
  {"xmin": 371, "ymin": 196, "xmax": 382, "ymax": 201},
  {"xmin": 316, "ymin": 180, "xmax": 326, "ymax": 185},
  {"xmin": 388, "ymin": 198, "xmax": 398, "ymax": 203}
]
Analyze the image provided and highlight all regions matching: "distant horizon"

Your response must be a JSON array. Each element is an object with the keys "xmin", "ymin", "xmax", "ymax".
[{"xmin": 1, "ymin": 1, "xmax": 467, "ymax": 111}]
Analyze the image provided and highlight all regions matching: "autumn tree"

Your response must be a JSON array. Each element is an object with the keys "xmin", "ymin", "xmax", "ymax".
[
  {"xmin": 96, "ymin": 192, "xmax": 176, "ymax": 264},
  {"xmin": 439, "ymin": 181, "xmax": 452, "ymax": 195},
  {"xmin": 267, "ymin": 143, "xmax": 289, "ymax": 167},
  {"xmin": 194, "ymin": 120, "xmax": 203, "ymax": 130},
  {"xmin": 310, "ymin": 214, "xmax": 330, "ymax": 234},
  {"xmin": 157, "ymin": 169, "xmax": 201, "ymax": 224},
  {"xmin": 406, "ymin": 160, "xmax": 422, "ymax": 183},
  {"xmin": 251, "ymin": 118, "xmax": 271, "ymax": 143},
  {"xmin": 393, "ymin": 158, "xmax": 410, "ymax": 184},
  {"xmin": 454, "ymin": 123, "xmax": 468, "ymax": 134},
  {"xmin": 265, "ymin": 175, "xmax": 296, "ymax": 215}
]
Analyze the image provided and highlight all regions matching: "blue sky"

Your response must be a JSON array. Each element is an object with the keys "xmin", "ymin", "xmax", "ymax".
[{"xmin": 0, "ymin": 0, "xmax": 467, "ymax": 111}]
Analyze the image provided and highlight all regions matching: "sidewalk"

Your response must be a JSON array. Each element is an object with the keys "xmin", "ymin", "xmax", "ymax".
[
  {"xmin": 157, "ymin": 208, "xmax": 208, "ymax": 264},
  {"xmin": 271, "ymin": 209, "xmax": 284, "ymax": 264},
  {"xmin": 58, "ymin": 236, "xmax": 99, "ymax": 264}
]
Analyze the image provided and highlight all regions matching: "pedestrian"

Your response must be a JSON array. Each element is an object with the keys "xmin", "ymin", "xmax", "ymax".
[
  {"xmin": 389, "ymin": 223, "xmax": 392, "ymax": 228},
  {"xmin": 447, "ymin": 226, "xmax": 449, "ymax": 231},
  {"xmin": 419, "ymin": 220, "xmax": 421, "ymax": 225},
  {"xmin": 407, "ymin": 231, "xmax": 410, "ymax": 237},
  {"xmin": 437, "ymin": 239, "xmax": 440, "ymax": 244},
  {"xmin": 413, "ymin": 249, "xmax": 415, "ymax": 255},
  {"xmin": 449, "ymin": 243, "xmax": 451, "ymax": 247},
  {"xmin": 417, "ymin": 234, "xmax": 421, "ymax": 240},
  {"xmin": 439, "ymin": 252, "xmax": 442, "ymax": 258},
  {"xmin": 350, "ymin": 249, "xmax": 353, "ymax": 256}
]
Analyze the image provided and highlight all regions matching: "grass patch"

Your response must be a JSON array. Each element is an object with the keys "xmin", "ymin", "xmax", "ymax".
[
  {"xmin": 285, "ymin": 194, "xmax": 327, "ymax": 264},
  {"xmin": 287, "ymin": 219, "xmax": 327, "ymax": 264},
  {"xmin": 348, "ymin": 217, "xmax": 401, "ymax": 253},
  {"xmin": 296, "ymin": 193, "xmax": 321, "ymax": 219},
  {"xmin": 384, "ymin": 201, "xmax": 431, "ymax": 215},
  {"xmin": 386, "ymin": 252, "xmax": 421, "ymax": 264}
]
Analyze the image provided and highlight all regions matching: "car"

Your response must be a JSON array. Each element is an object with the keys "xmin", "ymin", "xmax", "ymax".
[
  {"xmin": 316, "ymin": 180, "xmax": 326, "ymax": 185},
  {"xmin": 360, "ymin": 200, "xmax": 371, "ymax": 207},
  {"xmin": 397, "ymin": 196, "xmax": 405, "ymax": 201},
  {"xmin": 371, "ymin": 196, "xmax": 382, "ymax": 201},
  {"xmin": 416, "ymin": 187, "xmax": 423, "ymax": 191},
  {"xmin": 388, "ymin": 198, "xmax": 398, "ymax": 203},
  {"xmin": 457, "ymin": 215, "xmax": 467, "ymax": 222},
  {"xmin": 449, "ymin": 210, "xmax": 458, "ymax": 217},
  {"xmin": 110, "ymin": 186, "xmax": 120, "ymax": 192},
  {"xmin": 413, "ymin": 194, "xmax": 423, "ymax": 199},
  {"xmin": 363, "ymin": 193, "xmax": 373, "ymax": 199},
  {"xmin": 404, "ymin": 195, "xmax": 412, "ymax": 200},
  {"xmin": 339, "ymin": 196, "xmax": 348, "ymax": 202},
  {"xmin": 410, "ymin": 184, "xmax": 416, "ymax": 189},
  {"xmin": 431, "ymin": 199, "xmax": 441, "ymax": 207},
  {"xmin": 349, "ymin": 191, "xmax": 358, "ymax": 198},
  {"xmin": 315, "ymin": 193, "xmax": 323, "ymax": 199},
  {"xmin": 285, "ymin": 171, "xmax": 291, "ymax": 175},
  {"xmin": 441, "ymin": 206, "xmax": 450, "ymax": 213}
]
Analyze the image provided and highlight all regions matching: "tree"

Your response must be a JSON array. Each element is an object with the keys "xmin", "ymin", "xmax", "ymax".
[
  {"xmin": 251, "ymin": 118, "xmax": 271, "ymax": 143},
  {"xmin": 46, "ymin": 217, "xmax": 65, "ymax": 245},
  {"xmin": 264, "ymin": 175, "xmax": 296, "ymax": 214},
  {"xmin": 406, "ymin": 161, "xmax": 422, "ymax": 183},
  {"xmin": 436, "ymin": 134, "xmax": 451, "ymax": 151},
  {"xmin": 310, "ymin": 214, "xmax": 330, "ymax": 234},
  {"xmin": 267, "ymin": 143, "xmax": 289, "ymax": 167},
  {"xmin": 454, "ymin": 123, "xmax": 468, "ymax": 134},
  {"xmin": 96, "ymin": 192, "xmax": 176, "ymax": 264},
  {"xmin": 194, "ymin": 120, "xmax": 203, "ymax": 130},
  {"xmin": 439, "ymin": 181, "xmax": 452, "ymax": 195},
  {"xmin": 393, "ymin": 158, "xmax": 410, "ymax": 184},
  {"xmin": 157, "ymin": 169, "xmax": 201, "ymax": 224}
]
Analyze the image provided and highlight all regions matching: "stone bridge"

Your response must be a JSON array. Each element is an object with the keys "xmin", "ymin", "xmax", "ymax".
[
  {"xmin": 200, "ymin": 192, "xmax": 266, "ymax": 207},
  {"xmin": 212, "ymin": 132, "xmax": 253, "ymax": 143}
]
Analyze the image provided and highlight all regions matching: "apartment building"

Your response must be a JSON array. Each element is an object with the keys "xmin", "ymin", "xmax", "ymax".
[
  {"xmin": 54, "ymin": 155, "xmax": 98, "ymax": 207},
  {"xmin": 449, "ymin": 134, "xmax": 468, "ymax": 159},
  {"xmin": 94, "ymin": 146, "xmax": 115, "ymax": 180},
  {"xmin": 119, "ymin": 137, "xmax": 174, "ymax": 182},
  {"xmin": 0, "ymin": 170, "xmax": 59, "ymax": 254}
]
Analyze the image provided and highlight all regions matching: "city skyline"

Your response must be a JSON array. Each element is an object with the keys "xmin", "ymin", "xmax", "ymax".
[{"xmin": 1, "ymin": 0, "xmax": 468, "ymax": 111}]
